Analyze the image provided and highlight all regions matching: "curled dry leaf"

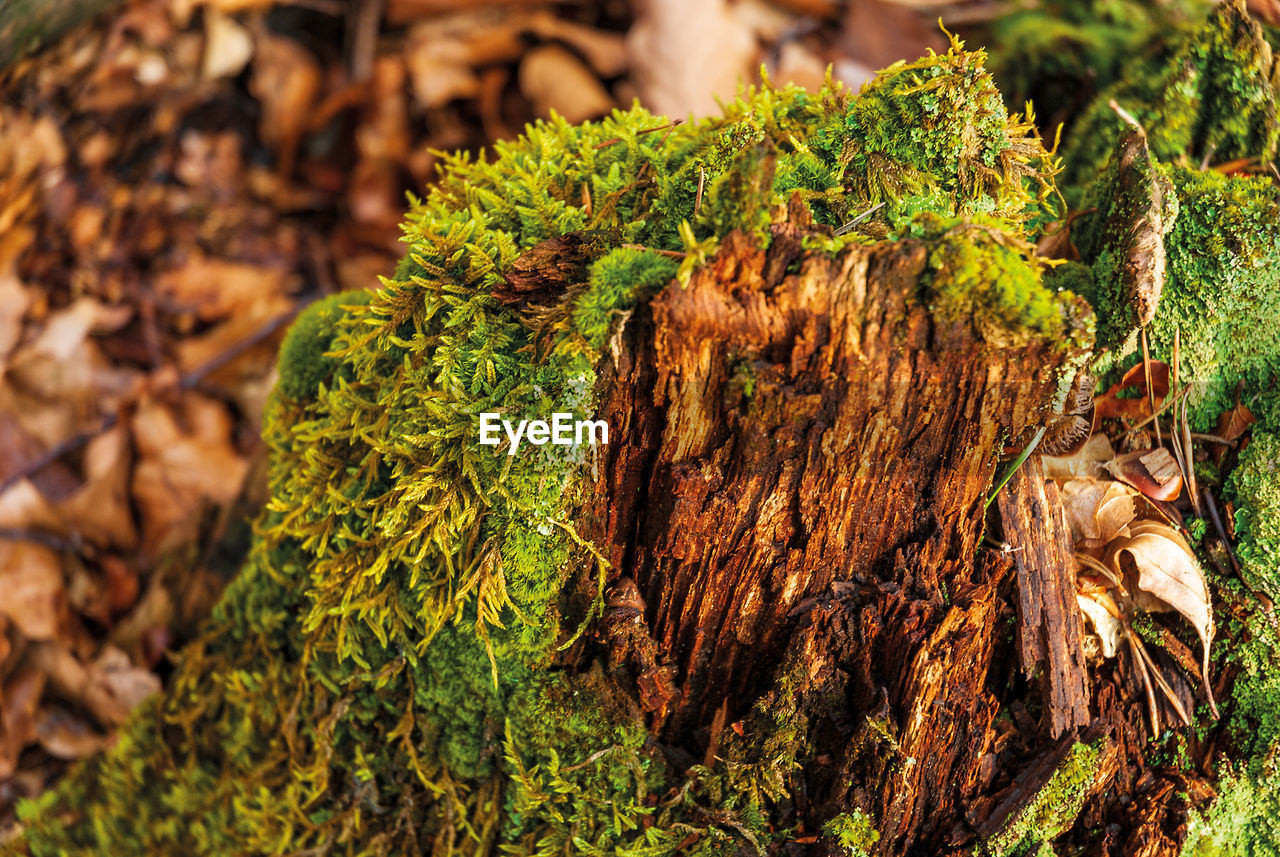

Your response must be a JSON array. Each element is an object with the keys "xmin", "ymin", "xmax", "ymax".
[
  {"xmin": 35, "ymin": 707, "xmax": 110, "ymax": 760},
  {"xmin": 1210, "ymin": 402, "xmax": 1256, "ymax": 463},
  {"xmin": 1106, "ymin": 520, "xmax": 1218, "ymax": 717},
  {"xmin": 0, "ymin": 541, "xmax": 66, "ymax": 641},
  {"xmin": 1077, "ymin": 591, "xmax": 1122, "ymax": 658},
  {"xmin": 1062, "ymin": 478, "xmax": 1138, "ymax": 548},
  {"xmin": 1043, "ymin": 432, "xmax": 1115, "ymax": 482},
  {"xmin": 1095, "ymin": 360, "xmax": 1171, "ymax": 422},
  {"xmin": 1105, "ymin": 447, "xmax": 1182, "ymax": 502},
  {"xmin": 519, "ymin": 44, "xmax": 614, "ymax": 124}
]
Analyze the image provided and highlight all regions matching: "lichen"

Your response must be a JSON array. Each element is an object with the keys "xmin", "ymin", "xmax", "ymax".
[{"xmin": 12, "ymin": 38, "xmax": 1082, "ymax": 857}]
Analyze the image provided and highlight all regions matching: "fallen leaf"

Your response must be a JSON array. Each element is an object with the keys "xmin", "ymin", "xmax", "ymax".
[
  {"xmin": 35, "ymin": 707, "xmax": 110, "ymax": 760},
  {"xmin": 405, "ymin": 12, "xmax": 526, "ymax": 109},
  {"xmin": 1105, "ymin": 447, "xmax": 1182, "ymax": 502},
  {"xmin": 1095, "ymin": 360, "xmax": 1171, "ymax": 422},
  {"xmin": 1062, "ymin": 478, "xmax": 1138, "ymax": 547},
  {"xmin": 1043, "ymin": 433, "xmax": 1115, "ymax": 482},
  {"xmin": 0, "ymin": 541, "xmax": 65, "ymax": 641},
  {"xmin": 55, "ymin": 424, "xmax": 138, "ymax": 551},
  {"xmin": 1210, "ymin": 402, "xmax": 1256, "ymax": 463},
  {"xmin": 527, "ymin": 12, "xmax": 629, "ymax": 77},
  {"xmin": 0, "ymin": 669, "xmax": 45, "ymax": 778},
  {"xmin": 81, "ymin": 645, "xmax": 161, "ymax": 727},
  {"xmin": 519, "ymin": 44, "xmax": 614, "ymax": 124},
  {"xmin": 627, "ymin": 0, "xmax": 758, "ymax": 118},
  {"xmin": 1077, "ymin": 591, "xmax": 1122, "ymax": 658},
  {"xmin": 250, "ymin": 33, "xmax": 322, "ymax": 174},
  {"xmin": 1107, "ymin": 520, "xmax": 1218, "ymax": 717},
  {"xmin": 202, "ymin": 7, "xmax": 254, "ymax": 81}
]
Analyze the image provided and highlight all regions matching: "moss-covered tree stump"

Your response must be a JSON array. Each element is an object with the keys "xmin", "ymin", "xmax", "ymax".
[{"xmin": 13, "ymin": 4, "xmax": 1280, "ymax": 855}]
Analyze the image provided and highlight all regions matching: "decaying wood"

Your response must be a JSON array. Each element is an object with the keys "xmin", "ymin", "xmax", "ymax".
[
  {"xmin": 997, "ymin": 455, "xmax": 1093, "ymax": 738},
  {"xmin": 573, "ymin": 204, "xmax": 1095, "ymax": 853}
]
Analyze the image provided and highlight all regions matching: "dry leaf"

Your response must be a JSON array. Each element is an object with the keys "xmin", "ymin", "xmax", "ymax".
[
  {"xmin": 35, "ymin": 707, "xmax": 110, "ymax": 760},
  {"xmin": 1105, "ymin": 447, "xmax": 1182, "ymax": 502},
  {"xmin": 405, "ymin": 12, "xmax": 526, "ymax": 109},
  {"xmin": 0, "ymin": 669, "xmax": 45, "ymax": 778},
  {"xmin": 0, "ymin": 541, "xmax": 65, "ymax": 641},
  {"xmin": 1095, "ymin": 360, "xmax": 1171, "ymax": 422},
  {"xmin": 1107, "ymin": 520, "xmax": 1218, "ymax": 716},
  {"xmin": 1062, "ymin": 479, "xmax": 1138, "ymax": 547},
  {"xmin": 1210, "ymin": 402, "xmax": 1256, "ymax": 463},
  {"xmin": 250, "ymin": 33, "xmax": 322, "ymax": 174},
  {"xmin": 81, "ymin": 645, "xmax": 161, "ymax": 727},
  {"xmin": 202, "ymin": 8, "xmax": 254, "ymax": 80},
  {"xmin": 131, "ymin": 393, "xmax": 249, "ymax": 553},
  {"xmin": 519, "ymin": 45, "xmax": 614, "ymax": 123},
  {"xmin": 627, "ymin": 0, "xmax": 758, "ymax": 118},
  {"xmin": 1043, "ymin": 433, "xmax": 1115, "ymax": 482},
  {"xmin": 527, "ymin": 11, "xmax": 629, "ymax": 78},
  {"xmin": 1077, "ymin": 591, "xmax": 1122, "ymax": 658},
  {"xmin": 55, "ymin": 425, "xmax": 138, "ymax": 551}
]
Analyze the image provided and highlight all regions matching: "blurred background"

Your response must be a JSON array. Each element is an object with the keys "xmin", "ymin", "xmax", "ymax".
[{"xmin": 0, "ymin": 0, "xmax": 1238, "ymax": 838}]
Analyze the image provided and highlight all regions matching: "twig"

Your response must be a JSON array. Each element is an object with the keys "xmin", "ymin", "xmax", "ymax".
[
  {"xmin": 1199, "ymin": 143, "xmax": 1218, "ymax": 171},
  {"xmin": 621, "ymin": 243, "xmax": 686, "ymax": 259},
  {"xmin": 1202, "ymin": 488, "xmax": 1243, "ymax": 578},
  {"xmin": 0, "ymin": 299, "xmax": 313, "ymax": 499},
  {"xmin": 348, "ymin": 0, "xmax": 385, "ymax": 83},
  {"xmin": 593, "ymin": 120, "xmax": 683, "ymax": 150},
  {"xmin": 694, "ymin": 167, "xmax": 705, "ymax": 217},
  {"xmin": 834, "ymin": 202, "xmax": 886, "ymax": 236},
  {"xmin": 1141, "ymin": 328, "xmax": 1162, "ymax": 449},
  {"xmin": 1125, "ymin": 384, "xmax": 1191, "ymax": 433},
  {"xmin": 0, "ymin": 527, "xmax": 85, "ymax": 555}
]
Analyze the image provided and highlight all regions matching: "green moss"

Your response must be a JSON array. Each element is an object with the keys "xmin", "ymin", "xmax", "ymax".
[
  {"xmin": 276, "ymin": 289, "xmax": 374, "ymax": 401},
  {"xmin": 983, "ymin": 0, "xmax": 1209, "ymax": 128},
  {"xmin": 979, "ymin": 741, "xmax": 1103, "ymax": 857},
  {"xmin": 1060, "ymin": 0, "xmax": 1279, "ymax": 202},
  {"xmin": 13, "ymin": 41, "xmax": 1083, "ymax": 857},
  {"xmin": 823, "ymin": 810, "xmax": 881, "ymax": 856},
  {"xmin": 1182, "ymin": 761, "xmax": 1280, "ymax": 857},
  {"xmin": 573, "ymin": 248, "xmax": 679, "ymax": 349}
]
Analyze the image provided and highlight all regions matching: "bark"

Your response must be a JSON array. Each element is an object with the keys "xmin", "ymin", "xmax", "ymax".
[{"xmin": 571, "ymin": 207, "xmax": 1099, "ymax": 854}]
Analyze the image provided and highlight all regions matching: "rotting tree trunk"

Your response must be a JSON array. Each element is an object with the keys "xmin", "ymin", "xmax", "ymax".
[{"xmin": 559, "ymin": 206, "xmax": 1093, "ymax": 855}]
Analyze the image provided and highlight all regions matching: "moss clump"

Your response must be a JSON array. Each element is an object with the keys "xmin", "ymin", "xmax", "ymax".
[
  {"xmin": 1059, "ymin": 0, "xmax": 1280, "ymax": 202},
  {"xmin": 982, "ymin": 0, "xmax": 1209, "ymax": 128},
  {"xmin": 276, "ymin": 290, "xmax": 374, "ymax": 401},
  {"xmin": 823, "ymin": 810, "xmax": 881, "ymax": 856},
  {"xmin": 1231, "ymin": 431, "xmax": 1280, "ymax": 602},
  {"xmin": 979, "ymin": 741, "xmax": 1104, "ymax": 857},
  {"xmin": 13, "ymin": 38, "xmax": 1080, "ymax": 857}
]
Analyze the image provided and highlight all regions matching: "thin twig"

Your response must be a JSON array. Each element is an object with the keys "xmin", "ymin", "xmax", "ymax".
[
  {"xmin": 1202, "ymin": 488, "xmax": 1243, "ymax": 578},
  {"xmin": 593, "ymin": 120, "xmax": 683, "ymax": 150},
  {"xmin": 621, "ymin": 243, "xmax": 686, "ymax": 259},
  {"xmin": 694, "ymin": 167, "xmax": 705, "ymax": 217},
  {"xmin": 834, "ymin": 202, "xmax": 886, "ymax": 236},
  {"xmin": 0, "ymin": 527, "xmax": 85, "ymax": 555},
  {"xmin": 1141, "ymin": 328, "xmax": 1162, "ymax": 448}
]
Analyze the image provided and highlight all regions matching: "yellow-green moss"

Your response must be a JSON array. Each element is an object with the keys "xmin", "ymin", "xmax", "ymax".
[
  {"xmin": 979, "ymin": 741, "xmax": 1104, "ymax": 857},
  {"xmin": 823, "ymin": 810, "xmax": 881, "ymax": 856},
  {"xmin": 13, "ymin": 41, "xmax": 1083, "ymax": 857}
]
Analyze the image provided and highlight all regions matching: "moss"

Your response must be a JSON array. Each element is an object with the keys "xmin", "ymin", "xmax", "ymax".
[
  {"xmin": 822, "ymin": 810, "xmax": 881, "ymax": 856},
  {"xmin": 1182, "ymin": 761, "xmax": 1280, "ymax": 857},
  {"xmin": 276, "ymin": 290, "xmax": 375, "ymax": 401},
  {"xmin": 1059, "ymin": 0, "xmax": 1279, "ymax": 203},
  {"xmin": 979, "ymin": 741, "xmax": 1104, "ymax": 857},
  {"xmin": 982, "ymin": 0, "xmax": 1209, "ymax": 125},
  {"xmin": 13, "ymin": 41, "xmax": 1083, "ymax": 857}
]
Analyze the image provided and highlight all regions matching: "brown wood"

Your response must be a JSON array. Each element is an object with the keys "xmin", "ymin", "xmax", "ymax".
[
  {"xmin": 997, "ymin": 456, "xmax": 1093, "ymax": 738},
  {"xmin": 571, "ymin": 205, "xmax": 1095, "ymax": 853}
]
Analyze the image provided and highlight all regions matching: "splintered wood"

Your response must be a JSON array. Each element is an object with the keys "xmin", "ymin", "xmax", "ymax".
[{"xmin": 997, "ymin": 455, "xmax": 1093, "ymax": 737}]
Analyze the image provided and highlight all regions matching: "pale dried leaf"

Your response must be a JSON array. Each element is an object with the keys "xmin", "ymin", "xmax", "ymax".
[
  {"xmin": 527, "ymin": 11, "xmax": 629, "ymax": 77},
  {"xmin": 1062, "ymin": 478, "xmax": 1137, "ymax": 547},
  {"xmin": 1077, "ymin": 592, "xmax": 1122, "ymax": 658},
  {"xmin": 627, "ymin": 0, "xmax": 758, "ymax": 119},
  {"xmin": 1043, "ymin": 433, "xmax": 1115, "ymax": 482},
  {"xmin": 1105, "ymin": 447, "xmax": 1183, "ymax": 502},
  {"xmin": 0, "ymin": 541, "xmax": 65, "ymax": 640},
  {"xmin": 519, "ymin": 45, "xmax": 614, "ymax": 124},
  {"xmin": 0, "ymin": 669, "xmax": 45, "ymax": 778},
  {"xmin": 36, "ymin": 707, "xmax": 109, "ymax": 760},
  {"xmin": 202, "ymin": 8, "xmax": 254, "ymax": 80},
  {"xmin": 1107, "ymin": 521, "xmax": 1212, "ymax": 660},
  {"xmin": 81, "ymin": 645, "xmax": 161, "ymax": 727}
]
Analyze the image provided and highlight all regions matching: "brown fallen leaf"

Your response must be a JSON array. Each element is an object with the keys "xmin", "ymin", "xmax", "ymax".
[
  {"xmin": 0, "ymin": 541, "xmax": 66, "ymax": 641},
  {"xmin": 35, "ymin": 707, "xmax": 110, "ymax": 760},
  {"xmin": 1210, "ymin": 401, "xmax": 1256, "ymax": 463},
  {"xmin": 55, "ymin": 424, "xmax": 138, "ymax": 551},
  {"xmin": 1105, "ymin": 447, "xmax": 1182, "ymax": 502},
  {"xmin": 0, "ymin": 669, "xmax": 45, "ymax": 778},
  {"xmin": 1095, "ymin": 360, "xmax": 1171, "ymax": 422},
  {"xmin": 1043, "ymin": 433, "xmax": 1116, "ymax": 482},
  {"xmin": 131, "ymin": 393, "xmax": 250, "ymax": 553},
  {"xmin": 250, "ymin": 32, "xmax": 322, "ymax": 175},
  {"xmin": 81, "ymin": 645, "xmax": 161, "ymax": 727},
  {"xmin": 1077, "ymin": 590, "xmax": 1122, "ymax": 658},
  {"xmin": 527, "ymin": 12, "xmax": 629, "ymax": 78},
  {"xmin": 519, "ymin": 44, "xmax": 615, "ymax": 124},
  {"xmin": 404, "ymin": 12, "xmax": 526, "ymax": 110},
  {"xmin": 627, "ymin": 0, "xmax": 759, "ymax": 118},
  {"xmin": 1107, "ymin": 520, "xmax": 1218, "ymax": 718},
  {"xmin": 1062, "ymin": 478, "xmax": 1138, "ymax": 548}
]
